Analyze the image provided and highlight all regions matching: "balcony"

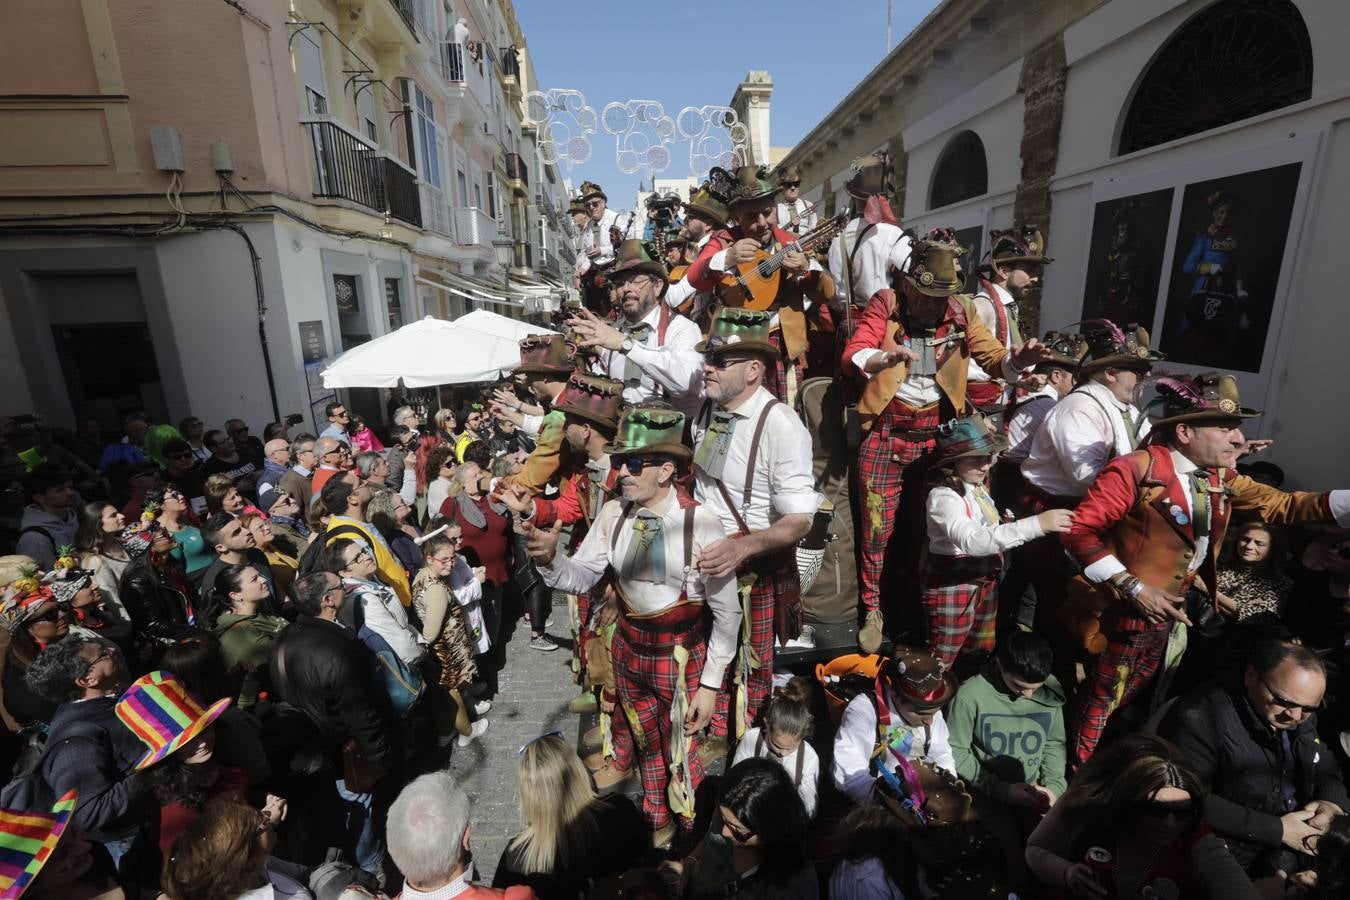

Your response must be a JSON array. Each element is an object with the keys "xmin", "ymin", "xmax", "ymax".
[
  {"xmin": 452, "ymin": 206, "xmax": 499, "ymax": 247},
  {"xmin": 504, "ymin": 153, "xmax": 528, "ymax": 192},
  {"xmin": 300, "ymin": 117, "xmax": 421, "ymax": 227}
]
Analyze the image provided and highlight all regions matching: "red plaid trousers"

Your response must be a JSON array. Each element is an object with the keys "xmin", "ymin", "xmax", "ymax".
[
  {"xmin": 857, "ymin": 400, "xmax": 942, "ymax": 613},
  {"xmin": 612, "ymin": 620, "xmax": 707, "ymax": 830},
  {"xmin": 711, "ymin": 557, "xmax": 799, "ymax": 739},
  {"xmin": 1071, "ymin": 620, "xmax": 1169, "ymax": 764},
  {"xmin": 920, "ymin": 553, "xmax": 1001, "ymax": 669}
]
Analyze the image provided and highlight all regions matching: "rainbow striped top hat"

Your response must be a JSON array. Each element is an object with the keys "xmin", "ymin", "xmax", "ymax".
[
  {"xmin": 115, "ymin": 671, "xmax": 231, "ymax": 770},
  {"xmin": 0, "ymin": 789, "xmax": 76, "ymax": 898}
]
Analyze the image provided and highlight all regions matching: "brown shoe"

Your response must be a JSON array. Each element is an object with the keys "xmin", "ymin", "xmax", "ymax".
[
  {"xmin": 593, "ymin": 761, "xmax": 633, "ymax": 790},
  {"xmin": 858, "ymin": 609, "xmax": 885, "ymax": 654},
  {"xmin": 582, "ymin": 724, "xmax": 602, "ymax": 749}
]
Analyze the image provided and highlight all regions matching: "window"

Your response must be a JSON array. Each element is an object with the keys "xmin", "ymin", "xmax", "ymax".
[
  {"xmin": 296, "ymin": 29, "xmax": 328, "ymax": 115},
  {"xmin": 929, "ymin": 130, "xmax": 987, "ymax": 210},
  {"xmin": 1118, "ymin": 0, "xmax": 1312, "ymax": 155},
  {"xmin": 357, "ymin": 86, "xmax": 378, "ymax": 143},
  {"xmin": 384, "ymin": 277, "xmax": 404, "ymax": 330},
  {"xmin": 413, "ymin": 83, "xmax": 442, "ymax": 189}
]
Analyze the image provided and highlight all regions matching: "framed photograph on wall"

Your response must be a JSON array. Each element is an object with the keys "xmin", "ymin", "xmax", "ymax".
[
  {"xmin": 1079, "ymin": 188, "xmax": 1174, "ymax": 327},
  {"xmin": 1157, "ymin": 162, "xmax": 1303, "ymax": 372}
]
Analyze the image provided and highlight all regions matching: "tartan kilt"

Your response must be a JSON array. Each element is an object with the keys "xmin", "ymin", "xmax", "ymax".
[
  {"xmin": 920, "ymin": 553, "xmax": 1002, "ymax": 669},
  {"xmin": 857, "ymin": 400, "xmax": 942, "ymax": 613},
  {"xmin": 612, "ymin": 620, "xmax": 707, "ymax": 829}
]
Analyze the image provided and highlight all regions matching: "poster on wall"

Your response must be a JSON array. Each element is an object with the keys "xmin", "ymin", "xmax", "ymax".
[
  {"xmin": 298, "ymin": 320, "xmax": 336, "ymax": 431},
  {"xmin": 1078, "ymin": 188, "xmax": 1174, "ymax": 328},
  {"xmin": 1157, "ymin": 163, "xmax": 1302, "ymax": 371}
]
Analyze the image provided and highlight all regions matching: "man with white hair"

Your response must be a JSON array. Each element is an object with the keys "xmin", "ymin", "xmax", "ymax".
[{"xmin": 387, "ymin": 770, "xmax": 536, "ymax": 898}]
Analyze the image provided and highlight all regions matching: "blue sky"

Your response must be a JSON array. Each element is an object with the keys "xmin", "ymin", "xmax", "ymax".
[{"xmin": 515, "ymin": 0, "xmax": 943, "ymax": 207}]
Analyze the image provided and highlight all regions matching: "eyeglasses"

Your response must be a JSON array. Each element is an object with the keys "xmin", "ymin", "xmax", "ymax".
[
  {"xmin": 517, "ymin": 729, "xmax": 564, "ymax": 758},
  {"xmin": 610, "ymin": 455, "xmax": 656, "ymax": 473},
  {"xmin": 1260, "ymin": 676, "xmax": 1322, "ymax": 716}
]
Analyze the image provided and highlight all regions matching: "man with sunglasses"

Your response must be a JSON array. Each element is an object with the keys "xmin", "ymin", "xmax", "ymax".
[
  {"xmin": 525, "ymin": 405, "xmax": 741, "ymax": 847},
  {"xmin": 1159, "ymin": 639, "xmax": 1348, "ymax": 876},
  {"xmin": 1063, "ymin": 373, "xmax": 1350, "ymax": 765},
  {"xmin": 567, "ymin": 240, "xmax": 704, "ymax": 421},
  {"xmin": 774, "ymin": 165, "xmax": 817, "ymax": 236},
  {"xmin": 690, "ymin": 308, "xmax": 821, "ymax": 745}
]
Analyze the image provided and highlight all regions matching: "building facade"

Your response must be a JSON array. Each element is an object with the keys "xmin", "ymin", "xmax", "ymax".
[
  {"xmin": 778, "ymin": 0, "xmax": 1350, "ymax": 487},
  {"xmin": 0, "ymin": 0, "xmax": 573, "ymax": 434}
]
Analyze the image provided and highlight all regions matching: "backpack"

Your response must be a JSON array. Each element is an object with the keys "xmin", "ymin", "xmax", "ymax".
[{"xmin": 297, "ymin": 524, "xmax": 367, "ymax": 577}]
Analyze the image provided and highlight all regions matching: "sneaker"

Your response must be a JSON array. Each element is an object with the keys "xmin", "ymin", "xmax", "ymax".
[
  {"xmin": 569, "ymin": 692, "xmax": 598, "ymax": 714},
  {"xmin": 529, "ymin": 634, "xmax": 559, "ymax": 652},
  {"xmin": 858, "ymin": 609, "xmax": 886, "ymax": 654},
  {"xmin": 593, "ymin": 761, "xmax": 633, "ymax": 790},
  {"xmin": 456, "ymin": 718, "xmax": 489, "ymax": 748},
  {"xmin": 473, "ymin": 699, "xmax": 492, "ymax": 717}
]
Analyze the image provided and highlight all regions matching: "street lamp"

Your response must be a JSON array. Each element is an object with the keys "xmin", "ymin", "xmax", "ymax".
[{"xmin": 492, "ymin": 236, "xmax": 514, "ymax": 302}]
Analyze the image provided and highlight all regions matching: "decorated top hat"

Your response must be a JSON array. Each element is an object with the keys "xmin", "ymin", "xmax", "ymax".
[
  {"xmin": 901, "ymin": 235, "xmax": 965, "ymax": 298},
  {"xmin": 984, "ymin": 225, "xmax": 1053, "ymax": 269},
  {"xmin": 933, "ymin": 416, "xmax": 1008, "ymax": 466},
  {"xmin": 608, "ymin": 240, "xmax": 669, "ymax": 295},
  {"xmin": 707, "ymin": 165, "xmax": 779, "ymax": 207},
  {"xmin": 846, "ymin": 153, "xmax": 890, "ymax": 200},
  {"xmin": 0, "ymin": 789, "xmax": 78, "ymax": 898},
  {"xmin": 514, "ymin": 334, "xmax": 575, "ymax": 377},
  {"xmin": 1146, "ymin": 373, "xmax": 1263, "ymax": 427},
  {"xmin": 554, "ymin": 372, "xmax": 625, "ymax": 432},
  {"xmin": 579, "ymin": 181, "xmax": 606, "ymax": 202},
  {"xmin": 1036, "ymin": 330, "xmax": 1090, "ymax": 371},
  {"xmin": 776, "ymin": 165, "xmax": 802, "ymax": 186},
  {"xmin": 602, "ymin": 405, "xmax": 691, "ymax": 461},
  {"xmin": 685, "ymin": 185, "xmax": 729, "ymax": 225},
  {"xmin": 567, "ymin": 196, "xmax": 588, "ymax": 217},
  {"xmin": 885, "ymin": 644, "xmax": 957, "ymax": 710},
  {"xmin": 1077, "ymin": 319, "xmax": 1164, "ymax": 373},
  {"xmin": 116, "ymin": 670, "xmax": 232, "ymax": 770},
  {"xmin": 694, "ymin": 307, "xmax": 779, "ymax": 357}
]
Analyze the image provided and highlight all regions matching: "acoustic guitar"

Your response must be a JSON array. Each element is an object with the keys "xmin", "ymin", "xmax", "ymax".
[{"xmin": 717, "ymin": 213, "xmax": 847, "ymax": 310}]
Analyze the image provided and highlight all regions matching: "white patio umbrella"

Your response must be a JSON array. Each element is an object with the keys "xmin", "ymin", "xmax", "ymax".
[{"xmin": 320, "ymin": 315, "xmax": 555, "ymax": 388}]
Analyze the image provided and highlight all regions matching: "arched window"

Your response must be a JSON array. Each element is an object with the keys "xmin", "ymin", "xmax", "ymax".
[
  {"xmin": 1118, "ymin": 0, "xmax": 1312, "ymax": 155},
  {"xmin": 929, "ymin": 131, "xmax": 987, "ymax": 210}
]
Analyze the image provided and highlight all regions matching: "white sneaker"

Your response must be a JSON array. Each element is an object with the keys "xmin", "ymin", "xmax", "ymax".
[
  {"xmin": 473, "ymin": 699, "xmax": 492, "ymax": 716},
  {"xmin": 457, "ymin": 718, "xmax": 489, "ymax": 748}
]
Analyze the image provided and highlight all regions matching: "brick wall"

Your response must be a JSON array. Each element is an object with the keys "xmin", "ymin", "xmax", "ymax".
[{"xmin": 1013, "ymin": 33, "xmax": 1067, "ymax": 335}]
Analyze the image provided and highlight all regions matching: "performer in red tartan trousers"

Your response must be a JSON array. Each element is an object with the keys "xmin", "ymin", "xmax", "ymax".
[
  {"xmin": 528, "ymin": 405, "xmax": 741, "ymax": 849},
  {"xmin": 843, "ymin": 235, "xmax": 1053, "ymax": 653},
  {"xmin": 689, "ymin": 308, "xmax": 820, "ymax": 748},
  {"xmin": 501, "ymin": 371, "xmax": 633, "ymax": 790},
  {"xmin": 686, "ymin": 165, "xmax": 836, "ymax": 405},
  {"xmin": 921, "ymin": 416, "xmax": 1074, "ymax": 675},
  {"xmin": 1060, "ymin": 373, "xmax": 1350, "ymax": 764}
]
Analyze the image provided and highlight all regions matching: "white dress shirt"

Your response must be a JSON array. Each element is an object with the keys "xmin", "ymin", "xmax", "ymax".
[
  {"xmin": 832, "ymin": 689, "xmax": 956, "ymax": 805},
  {"xmin": 588, "ymin": 303, "xmax": 704, "ymax": 420},
  {"xmin": 690, "ymin": 386, "xmax": 822, "ymax": 536},
  {"xmin": 828, "ymin": 219, "xmax": 912, "ymax": 306},
  {"xmin": 926, "ymin": 483, "xmax": 1044, "ymax": 558},
  {"xmin": 776, "ymin": 199, "xmax": 818, "ymax": 235},
  {"xmin": 732, "ymin": 725, "xmax": 820, "ymax": 817},
  {"xmin": 1021, "ymin": 381, "xmax": 1151, "ymax": 499},
  {"xmin": 1004, "ymin": 387, "xmax": 1059, "ymax": 463},
  {"xmin": 536, "ymin": 489, "xmax": 741, "ymax": 688}
]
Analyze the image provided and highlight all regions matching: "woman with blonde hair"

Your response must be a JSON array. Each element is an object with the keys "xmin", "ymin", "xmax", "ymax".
[{"xmin": 493, "ymin": 733, "xmax": 647, "ymax": 898}]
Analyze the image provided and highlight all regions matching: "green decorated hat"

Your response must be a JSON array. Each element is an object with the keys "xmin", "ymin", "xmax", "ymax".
[
  {"xmin": 514, "ymin": 334, "xmax": 575, "ymax": 376},
  {"xmin": 603, "ymin": 404, "xmax": 691, "ymax": 461},
  {"xmin": 555, "ymin": 372, "xmax": 625, "ymax": 432},
  {"xmin": 901, "ymin": 234, "xmax": 964, "ymax": 298},
  {"xmin": 694, "ymin": 307, "xmax": 779, "ymax": 357},
  {"xmin": 1145, "ymin": 373, "xmax": 1262, "ymax": 426},
  {"xmin": 606, "ymin": 240, "xmax": 668, "ymax": 296},
  {"xmin": 933, "ymin": 416, "xmax": 1007, "ymax": 466},
  {"xmin": 708, "ymin": 165, "xmax": 779, "ymax": 207},
  {"xmin": 685, "ymin": 185, "xmax": 729, "ymax": 224}
]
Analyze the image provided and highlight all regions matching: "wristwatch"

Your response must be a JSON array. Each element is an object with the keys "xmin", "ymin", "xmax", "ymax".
[{"xmin": 619, "ymin": 336, "xmax": 634, "ymax": 354}]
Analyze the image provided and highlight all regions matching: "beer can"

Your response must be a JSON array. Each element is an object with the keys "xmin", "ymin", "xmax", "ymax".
[{"xmin": 1085, "ymin": 846, "xmax": 1112, "ymax": 881}]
